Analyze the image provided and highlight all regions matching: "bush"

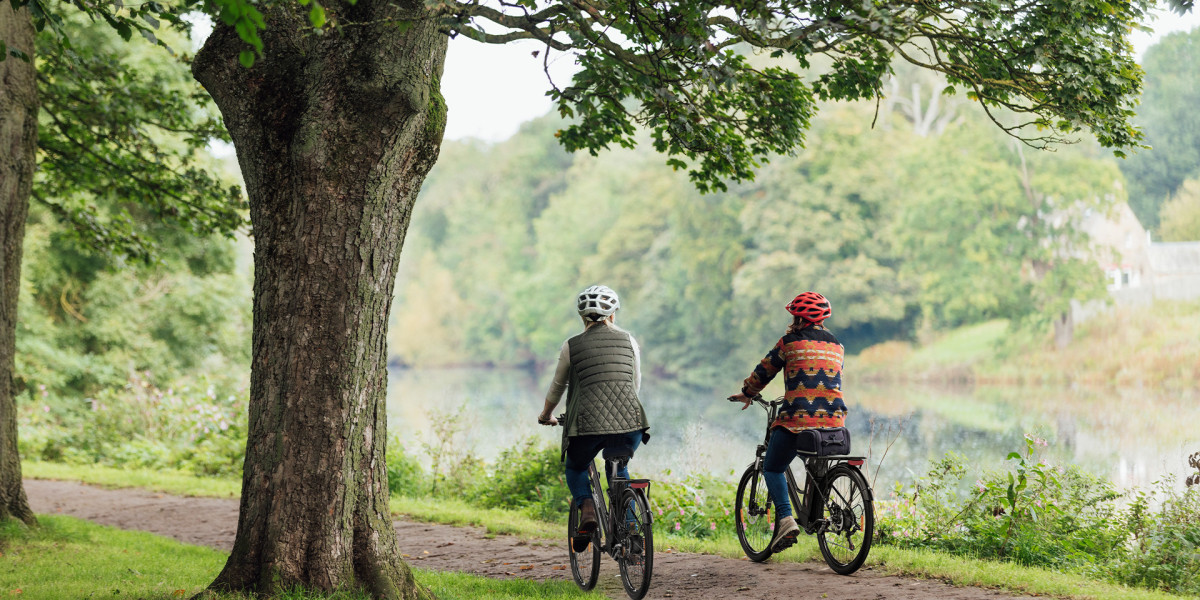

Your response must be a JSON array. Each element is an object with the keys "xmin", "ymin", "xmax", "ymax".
[
  {"xmin": 386, "ymin": 439, "xmax": 427, "ymax": 497},
  {"xmin": 876, "ymin": 435, "xmax": 1200, "ymax": 595},
  {"xmin": 649, "ymin": 473, "xmax": 736, "ymax": 540},
  {"xmin": 18, "ymin": 373, "xmax": 248, "ymax": 477},
  {"xmin": 473, "ymin": 437, "xmax": 570, "ymax": 521},
  {"xmin": 1107, "ymin": 481, "xmax": 1200, "ymax": 595}
]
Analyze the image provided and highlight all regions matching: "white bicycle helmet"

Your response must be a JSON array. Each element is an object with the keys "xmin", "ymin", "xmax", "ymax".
[{"xmin": 577, "ymin": 285, "xmax": 620, "ymax": 319}]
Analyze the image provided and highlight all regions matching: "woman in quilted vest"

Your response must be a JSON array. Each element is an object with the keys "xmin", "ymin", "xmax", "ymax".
[
  {"xmin": 728, "ymin": 291, "xmax": 848, "ymax": 553},
  {"xmin": 537, "ymin": 285, "xmax": 650, "ymax": 550}
]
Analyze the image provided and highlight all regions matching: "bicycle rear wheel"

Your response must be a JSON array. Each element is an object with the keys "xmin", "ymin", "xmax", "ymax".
[
  {"xmin": 567, "ymin": 500, "xmax": 600, "ymax": 590},
  {"xmin": 816, "ymin": 464, "xmax": 874, "ymax": 575},
  {"xmin": 734, "ymin": 464, "xmax": 774, "ymax": 562},
  {"xmin": 616, "ymin": 488, "xmax": 653, "ymax": 600}
]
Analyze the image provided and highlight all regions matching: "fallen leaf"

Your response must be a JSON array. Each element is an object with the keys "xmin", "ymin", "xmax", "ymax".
[
  {"xmin": 519, "ymin": 565, "xmax": 534, "ymax": 570},
  {"xmin": 422, "ymin": 550, "xmax": 429, "ymax": 554},
  {"xmin": 552, "ymin": 565, "xmax": 567, "ymax": 570},
  {"xmin": 436, "ymin": 542, "xmax": 454, "ymax": 548},
  {"xmin": 11, "ymin": 590, "xmax": 23, "ymax": 596},
  {"xmin": 173, "ymin": 591, "xmax": 186, "ymax": 598}
]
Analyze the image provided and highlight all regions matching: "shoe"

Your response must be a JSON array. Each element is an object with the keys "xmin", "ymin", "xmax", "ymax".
[
  {"xmin": 769, "ymin": 515, "xmax": 800, "ymax": 552},
  {"xmin": 572, "ymin": 499, "xmax": 598, "ymax": 552}
]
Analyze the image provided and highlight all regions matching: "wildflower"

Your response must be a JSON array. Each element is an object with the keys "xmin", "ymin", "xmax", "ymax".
[
  {"xmin": 657, "ymin": 508, "xmax": 663, "ymax": 517},
  {"xmin": 723, "ymin": 508, "xmax": 729, "ymax": 517},
  {"xmin": 674, "ymin": 522, "xmax": 681, "ymax": 531},
  {"xmin": 975, "ymin": 479, "xmax": 986, "ymax": 493},
  {"xmin": 219, "ymin": 421, "xmax": 229, "ymax": 431},
  {"xmin": 42, "ymin": 405, "xmax": 50, "ymax": 414},
  {"xmin": 678, "ymin": 507, "xmax": 684, "ymax": 516},
  {"xmin": 709, "ymin": 522, "xmax": 716, "ymax": 531}
]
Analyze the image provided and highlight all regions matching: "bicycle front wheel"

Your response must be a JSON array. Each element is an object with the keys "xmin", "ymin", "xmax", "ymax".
[
  {"xmin": 734, "ymin": 464, "xmax": 774, "ymax": 562},
  {"xmin": 567, "ymin": 500, "xmax": 600, "ymax": 590},
  {"xmin": 616, "ymin": 488, "xmax": 653, "ymax": 600},
  {"xmin": 816, "ymin": 464, "xmax": 874, "ymax": 575}
]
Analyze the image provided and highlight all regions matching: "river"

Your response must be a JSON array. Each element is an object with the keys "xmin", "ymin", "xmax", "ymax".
[{"xmin": 387, "ymin": 367, "xmax": 1199, "ymax": 492}]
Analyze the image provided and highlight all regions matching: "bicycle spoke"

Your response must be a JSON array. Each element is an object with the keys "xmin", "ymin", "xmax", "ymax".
[{"xmin": 816, "ymin": 465, "xmax": 874, "ymax": 575}]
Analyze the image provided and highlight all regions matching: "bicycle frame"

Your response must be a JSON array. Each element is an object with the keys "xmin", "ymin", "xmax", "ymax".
[
  {"xmin": 745, "ymin": 395, "xmax": 867, "ymax": 533},
  {"xmin": 586, "ymin": 456, "xmax": 652, "ymax": 556}
]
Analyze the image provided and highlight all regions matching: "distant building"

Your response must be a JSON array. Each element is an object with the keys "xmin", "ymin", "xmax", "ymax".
[{"xmin": 1081, "ymin": 202, "xmax": 1200, "ymax": 303}]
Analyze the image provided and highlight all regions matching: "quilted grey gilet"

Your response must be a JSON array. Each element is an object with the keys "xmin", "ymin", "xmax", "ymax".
[{"xmin": 563, "ymin": 325, "xmax": 648, "ymax": 440}]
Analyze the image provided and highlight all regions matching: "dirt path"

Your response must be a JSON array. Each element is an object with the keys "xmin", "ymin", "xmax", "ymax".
[{"xmin": 25, "ymin": 479, "xmax": 1034, "ymax": 600}]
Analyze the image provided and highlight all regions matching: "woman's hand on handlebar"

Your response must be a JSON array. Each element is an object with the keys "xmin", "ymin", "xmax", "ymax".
[
  {"xmin": 727, "ymin": 392, "xmax": 753, "ymax": 411},
  {"xmin": 537, "ymin": 412, "xmax": 559, "ymax": 426}
]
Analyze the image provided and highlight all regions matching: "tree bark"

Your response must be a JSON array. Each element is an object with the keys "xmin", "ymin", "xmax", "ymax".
[
  {"xmin": 1053, "ymin": 309, "xmax": 1073, "ymax": 350},
  {"xmin": 0, "ymin": 0, "xmax": 38, "ymax": 528},
  {"xmin": 192, "ymin": 1, "xmax": 445, "ymax": 596}
]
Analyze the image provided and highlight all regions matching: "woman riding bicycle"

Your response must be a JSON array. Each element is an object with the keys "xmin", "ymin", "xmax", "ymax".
[
  {"xmin": 538, "ymin": 285, "xmax": 650, "ymax": 550},
  {"xmin": 729, "ymin": 291, "xmax": 847, "ymax": 553}
]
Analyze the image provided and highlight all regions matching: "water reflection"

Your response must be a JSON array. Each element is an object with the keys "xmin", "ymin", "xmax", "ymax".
[{"xmin": 386, "ymin": 367, "xmax": 1199, "ymax": 492}]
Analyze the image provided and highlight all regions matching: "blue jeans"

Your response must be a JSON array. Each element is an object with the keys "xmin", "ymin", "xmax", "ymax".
[
  {"xmin": 564, "ymin": 431, "xmax": 644, "ymax": 507},
  {"xmin": 762, "ymin": 428, "xmax": 800, "ymax": 519}
]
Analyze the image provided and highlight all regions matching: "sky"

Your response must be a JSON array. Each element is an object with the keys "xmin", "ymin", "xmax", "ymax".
[{"xmin": 189, "ymin": 7, "xmax": 1200, "ymax": 145}]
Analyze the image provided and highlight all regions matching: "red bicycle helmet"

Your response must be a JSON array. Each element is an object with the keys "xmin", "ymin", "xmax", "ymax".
[{"xmin": 786, "ymin": 291, "xmax": 831, "ymax": 323}]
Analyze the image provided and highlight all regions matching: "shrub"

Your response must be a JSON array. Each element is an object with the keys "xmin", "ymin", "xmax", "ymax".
[
  {"xmin": 386, "ymin": 439, "xmax": 427, "ymax": 497},
  {"xmin": 17, "ymin": 373, "xmax": 248, "ymax": 476},
  {"xmin": 473, "ymin": 437, "xmax": 570, "ymax": 521},
  {"xmin": 649, "ymin": 473, "xmax": 736, "ymax": 540},
  {"xmin": 876, "ymin": 435, "xmax": 1200, "ymax": 595}
]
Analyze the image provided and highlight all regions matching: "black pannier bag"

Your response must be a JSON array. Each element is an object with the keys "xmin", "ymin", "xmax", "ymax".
[{"xmin": 796, "ymin": 427, "xmax": 851, "ymax": 456}]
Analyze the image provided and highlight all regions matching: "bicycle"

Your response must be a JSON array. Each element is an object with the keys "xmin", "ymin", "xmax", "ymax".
[
  {"xmin": 551, "ymin": 415, "xmax": 654, "ymax": 600},
  {"xmin": 732, "ymin": 395, "xmax": 874, "ymax": 574}
]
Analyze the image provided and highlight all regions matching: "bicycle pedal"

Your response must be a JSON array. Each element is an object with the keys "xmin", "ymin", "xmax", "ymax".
[{"xmin": 770, "ymin": 532, "xmax": 798, "ymax": 552}]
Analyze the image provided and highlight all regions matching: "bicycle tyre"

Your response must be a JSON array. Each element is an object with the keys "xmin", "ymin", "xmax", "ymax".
[
  {"xmin": 734, "ymin": 464, "xmax": 775, "ymax": 562},
  {"xmin": 567, "ymin": 500, "xmax": 601, "ymax": 590},
  {"xmin": 616, "ymin": 487, "xmax": 653, "ymax": 600},
  {"xmin": 816, "ymin": 464, "xmax": 874, "ymax": 575}
]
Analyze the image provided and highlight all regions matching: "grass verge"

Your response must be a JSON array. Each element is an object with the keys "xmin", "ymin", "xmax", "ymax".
[
  {"xmin": 20, "ymin": 461, "xmax": 1196, "ymax": 600},
  {"xmin": 0, "ymin": 514, "xmax": 589, "ymax": 600}
]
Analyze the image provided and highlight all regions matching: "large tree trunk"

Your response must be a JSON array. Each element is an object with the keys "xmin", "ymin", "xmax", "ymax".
[
  {"xmin": 0, "ymin": 0, "xmax": 38, "ymax": 528},
  {"xmin": 192, "ymin": 1, "xmax": 445, "ymax": 596}
]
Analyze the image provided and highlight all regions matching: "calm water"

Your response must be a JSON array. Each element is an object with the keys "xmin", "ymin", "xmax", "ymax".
[{"xmin": 386, "ymin": 367, "xmax": 1200, "ymax": 492}]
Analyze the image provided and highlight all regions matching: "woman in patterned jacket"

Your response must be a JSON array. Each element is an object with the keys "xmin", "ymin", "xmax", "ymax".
[{"xmin": 728, "ymin": 291, "xmax": 847, "ymax": 553}]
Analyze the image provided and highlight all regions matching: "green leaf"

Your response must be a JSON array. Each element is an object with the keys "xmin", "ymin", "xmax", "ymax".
[
  {"xmin": 309, "ymin": 3, "xmax": 326, "ymax": 28},
  {"xmin": 238, "ymin": 50, "xmax": 255, "ymax": 68}
]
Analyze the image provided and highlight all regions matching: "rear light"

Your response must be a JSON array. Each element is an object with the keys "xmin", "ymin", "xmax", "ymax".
[
  {"xmin": 630, "ymin": 482, "xmax": 649, "ymax": 489},
  {"xmin": 847, "ymin": 459, "xmax": 864, "ymax": 466}
]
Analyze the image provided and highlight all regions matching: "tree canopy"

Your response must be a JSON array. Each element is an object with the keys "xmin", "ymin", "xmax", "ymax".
[
  {"xmin": 11, "ymin": 0, "xmax": 1157, "ymax": 195},
  {"xmin": 1119, "ymin": 25, "xmax": 1200, "ymax": 229}
]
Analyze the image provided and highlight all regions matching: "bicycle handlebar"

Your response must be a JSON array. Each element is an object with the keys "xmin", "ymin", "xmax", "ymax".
[
  {"xmin": 539, "ymin": 413, "xmax": 567, "ymax": 426},
  {"xmin": 728, "ymin": 393, "xmax": 770, "ymax": 409}
]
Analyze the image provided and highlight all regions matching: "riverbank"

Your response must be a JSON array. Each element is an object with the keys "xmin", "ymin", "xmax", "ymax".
[
  {"xmin": 850, "ymin": 301, "xmax": 1200, "ymax": 389},
  {"xmin": 19, "ymin": 460, "xmax": 1200, "ymax": 600},
  {"xmin": 17, "ymin": 473, "xmax": 1182, "ymax": 600}
]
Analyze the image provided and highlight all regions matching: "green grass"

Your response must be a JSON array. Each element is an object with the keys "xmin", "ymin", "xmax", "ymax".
[
  {"xmin": 904, "ymin": 319, "xmax": 1009, "ymax": 369},
  {"xmin": 388, "ymin": 495, "xmax": 564, "ymax": 539},
  {"xmin": 21, "ymin": 461, "xmax": 1197, "ymax": 600},
  {"xmin": 0, "ymin": 515, "xmax": 589, "ymax": 600},
  {"xmin": 0, "ymin": 514, "xmax": 226, "ymax": 600},
  {"xmin": 22, "ymin": 460, "xmax": 241, "ymax": 497},
  {"xmin": 418, "ymin": 571, "xmax": 588, "ymax": 599}
]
